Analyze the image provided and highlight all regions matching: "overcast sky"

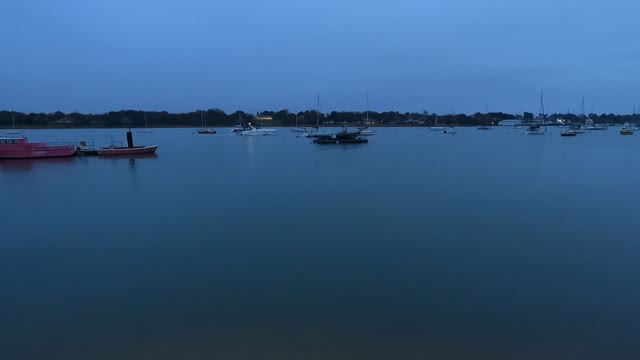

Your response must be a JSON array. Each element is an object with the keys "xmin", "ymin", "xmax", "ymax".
[{"xmin": 1, "ymin": 0, "xmax": 638, "ymax": 114}]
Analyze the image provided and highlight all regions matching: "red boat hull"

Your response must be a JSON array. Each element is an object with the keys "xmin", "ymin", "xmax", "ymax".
[
  {"xmin": 97, "ymin": 145, "xmax": 158, "ymax": 156},
  {"xmin": 0, "ymin": 138, "xmax": 76, "ymax": 159}
]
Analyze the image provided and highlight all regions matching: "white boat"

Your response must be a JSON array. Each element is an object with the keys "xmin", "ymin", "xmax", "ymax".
[
  {"xmin": 429, "ymin": 114, "xmax": 445, "ymax": 131},
  {"xmin": 585, "ymin": 118, "xmax": 607, "ymax": 131},
  {"xmin": 241, "ymin": 126, "xmax": 279, "ymax": 136},
  {"xmin": 442, "ymin": 111, "xmax": 458, "ymax": 134},
  {"xmin": 622, "ymin": 122, "xmax": 639, "ymax": 131},
  {"xmin": 231, "ymin": 125, "xmax": 247, "ymax": 133},
  {"xmin": 4, "ymin": 112, "xmax": 20, "ymax": 135},
  {"xmin": 291, "ymin": 113, "xmax": 309, "ymax": 132},
  {"xmin": 231, "ymin": 113, "xmax": 251, "ymax": 133},
  {"xmin": 443, "ymin": 126, "xmax": 458, "ymax": 134},
  {"xmin": 527, "ymin": 92, "xmax": 547, "ymax": 135},
  {"xmin": 359, "ymin": 128, "xmax": 375, "ymax": 136}
]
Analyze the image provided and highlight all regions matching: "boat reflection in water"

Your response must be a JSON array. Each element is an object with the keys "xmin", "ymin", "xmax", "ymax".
[
  {"xmin": 0, "ymin": 156, "xmax": 76, "ymax": 172},
  {"xmin": 98, "ymin": 153, "xmax": 158, "ymax": 161}
]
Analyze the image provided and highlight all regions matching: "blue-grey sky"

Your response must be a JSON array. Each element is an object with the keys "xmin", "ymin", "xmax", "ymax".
[{"xmin": 1, "ymin": 0, "xmax": 638, "ymax": 114}]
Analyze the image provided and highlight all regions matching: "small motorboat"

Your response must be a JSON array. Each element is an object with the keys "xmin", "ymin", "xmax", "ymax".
[
  {"xmin": 197, "ymin": 129, "xmax": 216, "ymax": 134},
  {"xmin": 560, "ymin": 131, "xmax": 577, "ymax": 137},
  {"xmin": 443, "ymin": 127, "xmax": 458, "ymax": 134},
  {"xmin": 291, "ymin": 127, "xmax": 309, "ymax": 133},
  {"xmin": 620, "ymin": 129, "xmax": 634, "ymax": 135}
]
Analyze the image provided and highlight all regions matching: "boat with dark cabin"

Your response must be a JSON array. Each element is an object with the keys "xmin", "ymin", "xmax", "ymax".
[
  {"xmin": 312, "ymin": 127, "xmax": 368, "ymax": 144},
  {"xmin": 97, "ymin": 130, "xmax": 158, "ymax": 156}
]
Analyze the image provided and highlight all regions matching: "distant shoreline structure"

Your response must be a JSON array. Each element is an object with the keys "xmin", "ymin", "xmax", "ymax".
[{"xmin": 0, "ymin": 109, "xmax": 633, "ymax": 129}]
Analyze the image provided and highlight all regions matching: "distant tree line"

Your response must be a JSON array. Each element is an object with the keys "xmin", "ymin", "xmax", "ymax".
[{"xmin": 1, "ymin": 109, "xmax": 638, "ymax": 128}]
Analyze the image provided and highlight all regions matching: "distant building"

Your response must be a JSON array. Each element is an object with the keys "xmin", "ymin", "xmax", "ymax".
[{"xmin": 498, "ymin": 119, "xmax": 522, "ymax": 126}]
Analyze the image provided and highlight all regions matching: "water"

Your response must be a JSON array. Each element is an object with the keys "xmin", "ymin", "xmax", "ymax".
[{"xmin": 2, "ymin": 127, "xmax": 640, "ymax": 359}]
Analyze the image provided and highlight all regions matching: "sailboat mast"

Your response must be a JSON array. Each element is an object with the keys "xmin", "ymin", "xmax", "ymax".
[
  {"xmin": 201, "ymin": 110, "xmax": 204, "ymax": 127},
  {"xmin": 485, "ymin": 104, "xmax": 489, "ymax": 125},
  {"xmin": 316, "ymin": 93, "xmax": 320, "ymax": 128},
  {"xmin": 366, "ymin": 92, "xmax": 369, "ymax": 123},
  {"xmin": 540, "ymin": 91, "xmax": 546, "ymax": 130}
]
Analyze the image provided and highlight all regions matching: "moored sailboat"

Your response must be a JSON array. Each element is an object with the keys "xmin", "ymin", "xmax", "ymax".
[
  {"xmin": 303, "ymin": 94, "xmax": 327, "ymax": 138},
  {"xmin": 5, "ymin": 112, "xmax": 20, "ymax": 135},
  {"xmin": 197, "ymin": 110, "xmax": 216, "ymax": 134},
  {"xmin": 527, "ymin": 92, "xmax": 547, "ymax": 135},
  {"xmin": 138, "ymin": 113, "xmax": 152, "ymax": 133}
]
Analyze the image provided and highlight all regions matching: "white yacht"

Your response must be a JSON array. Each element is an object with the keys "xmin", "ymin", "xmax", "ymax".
[
  {"xmin": 585, "ymin": 118, "xmax": 607, "ymax": 131},
  {"xmin": 241, "ymin": 126, "xmax": 279, "ymax": 136}
]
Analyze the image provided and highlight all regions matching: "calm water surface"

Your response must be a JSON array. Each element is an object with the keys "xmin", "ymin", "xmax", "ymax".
[{"xmin": 1, "ymin": 127, "xmax": 640, "ymax": 359}]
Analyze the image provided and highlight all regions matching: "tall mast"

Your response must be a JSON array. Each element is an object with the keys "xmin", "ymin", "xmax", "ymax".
[
  {"xmin": 485, "ymin": 104, "xmax": 489, "ymax": 125},
  {"xmin": 366, "ymin": 91, "xmax": 369, "ymax": 123},
  {"xmin": 540, "ymin": 91, "xmax": 546, "ymax": 130},
  {"xmin": 316, "ymin": 93, "xmax": 320, "ymax": 128}
]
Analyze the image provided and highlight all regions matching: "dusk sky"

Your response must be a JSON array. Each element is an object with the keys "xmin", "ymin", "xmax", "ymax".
[{"xmin": 1, "ymin": 0, "xmax": 638, "ymax": 115}]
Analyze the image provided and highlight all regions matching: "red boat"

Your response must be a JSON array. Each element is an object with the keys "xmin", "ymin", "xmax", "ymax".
[
  {"xmin": 97, "ymin": 144, "xmax": 158, "ymax": 156},
  {"xmin": 0, "ymin": 137, "xmax": 76, "ymax": 159}
]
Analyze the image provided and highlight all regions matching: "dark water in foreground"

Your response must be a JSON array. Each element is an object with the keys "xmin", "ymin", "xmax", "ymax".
[{"xmin": 1, "ymin": 127, "xmax": 640, "ymax": 359}]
